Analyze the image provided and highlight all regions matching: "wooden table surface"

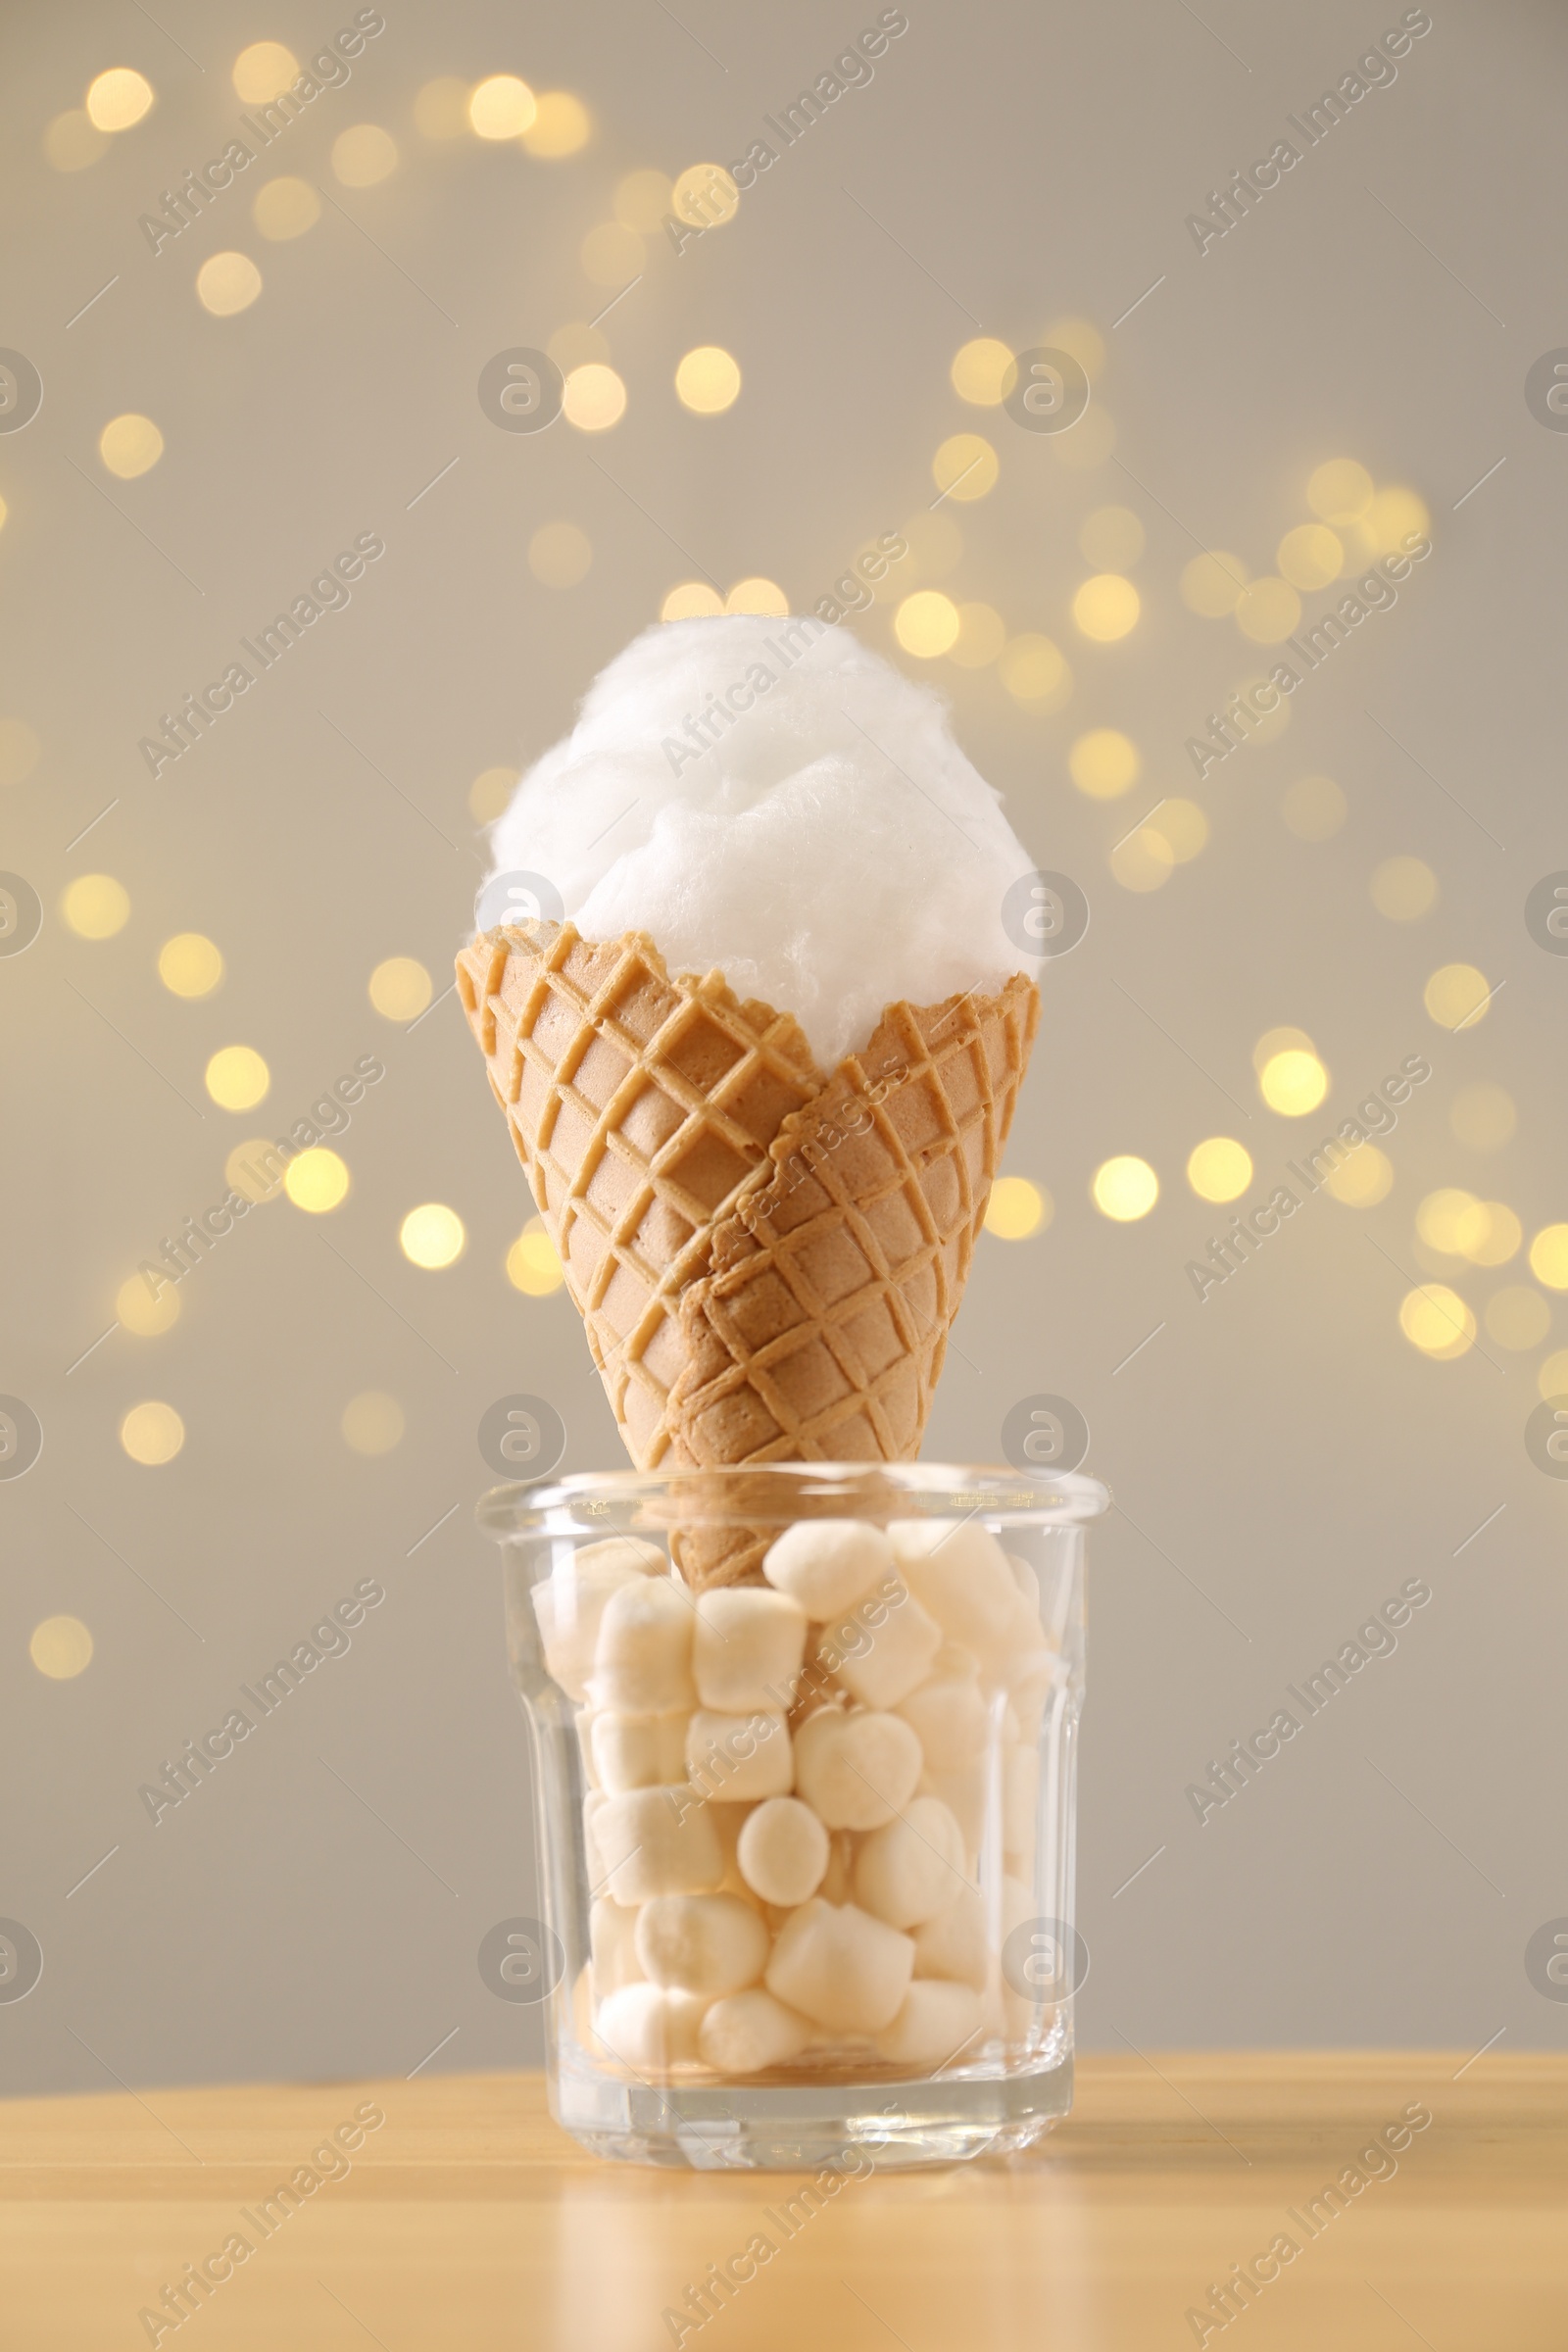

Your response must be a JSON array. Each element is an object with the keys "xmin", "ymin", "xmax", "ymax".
[{"xmin": 4, "ymin": 2054, "xmax": 1564, "ymax": 2349}]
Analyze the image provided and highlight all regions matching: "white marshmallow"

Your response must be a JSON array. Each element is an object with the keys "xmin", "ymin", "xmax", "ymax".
[
  {"xmin": 820, "ymin": 1832, "xmax": 856, "ymax": 1905},
  {"xmin": 592, "ymin": 1575, "xmax": 697, "ymax": 1713},
  {"xmin": 709, "ymin": 1799, "xmax": 758, "ymax": 1898},
  {"xmin": 793, "ymin": 1708, "xmax": 923, "ymax": 1831},
  {"xmin": 812, "ymin": 1573, "xmax": 943, "ymax": 1711},
  {"xmin": 595, "ymin": 1982, "xmax": 709, "ymax": 2073},
  {"xmin": 853, "ymin": 1796, "xmax": 967, "ymax": 1929},
  {"xmin": 591, "ymin": 1710, "xmax": 691, "ymax": 1793},
  {"xmin": 918, "ymin": 1765, "xmax": 987, "ymax": 1855},
  {"xmin": 694, "ymin": 1587, "xmax": 808, "ymax": 1712},
  {"xmin": 736, "ymin": 1796, "xmax": 830, "ymax": 1907},
  {"xmin": 635, "ymin": 1892, "xmax": 769, "ymax": 1996},
  {"xmin": 873, "ymin": 1979, "xmax": 982, "ymax": 2068},
  {"xmin": 698, "ymin": 1987, "xmax": 812, "ymax": 2076},
  {"xmin": 590, "ymin": 1895, "xmax": 646, "ymax": 1994},
  {"xmin": 895, "ymin": 1670, "xmax": 990, "ymax": 1769},
  {"xmin": 888, "ymin": 1519, "xmax": 1020, "ymax": 1652},
  {"xmin": 764, "ymin": 1898, "xmax": 914, "ymax": 2034},
  {"xmin": 686, "ymin": 1709, "xmax": 793, "ymax": 1801},
  {"xmin": 594, "ymin": 1786, "xmax": 723, "ymax": 1903},
  {"xmin": 761, "ymin": 1518, "xmax": 893, "ymax": 1618},
  {"xmin": 579, "ymin": 1536, "xmax": 667, "ymax": 1576},
  {"xmin": 532, "ymin": 1552, "xmax": 651, "ymax": 1701},
  {"xmin": 911, "ymin": 1884, "xmax": 988, "ymax": 1989}
]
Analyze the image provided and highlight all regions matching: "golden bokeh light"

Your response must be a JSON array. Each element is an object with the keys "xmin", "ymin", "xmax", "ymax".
[
  {"xmin": 1323, "ymin": 1145, "xmax": 1394, "ymax": 1206},
  {"xmin": 1529, "ymin": 1224, "xmax": 1568, "ymax": 1289},
  {"xmin": 948, "ymin": 602, "xmax": 1006, "ymax": 668},
  {"xmin": 331, "ymin": 123, "xmax": 398, "ymax": 186},
  {"xmin": 1068, "ymin": 727, "xmax": 1139, "ymax": 799},
  {"xmin": 1484, "ymin": 1285, "xmax": 1551, "ymax": 1350},
  {"xmin": 158, "ymin": 932, "xmax": 222, "ymax": 998},
  {"xmin": 1187, "ymin": 1137, "xmax": 1252, "ymax": 1203},
  {"xmin": 86, "ymin": 68, "xmax": 155, "ymax": 130},
  {"xmin": 1416, "ymin": 1187, "xmax": 1480, "ymax": 1254},
  {"xmin": 1180, "ymin": 551, "xmax": 1248, "ymax": 617},
  {"xmin": 724, "ymin": 577, "xmax": 788, "ymax": 617},
  {"xmin": 252, "ymin": 175, "xmax": 320, "ymax": 239},
  {"xmin": 983, "ymin": 1177, "xmax": 1052, "ymax": 1239},
  {"xmin": 661, "ymin": 581, "xmax": 725, "ymax": 621},
  {"xmin": 1072, "ymin": 573, "xmax": 1140, "ymax": 642},
  {"xmin": 400, "ymin": 1202, "xmax": 466, "ymax": 1269},
  {"xmin": 121, "ymin": 1399, "xmax": 185, "ymax": 1464},
  {"xmin": 1259, "ymin": 1049, "xmax": 1329, "ymax": 1116},
  {"xmin": 283, "ymin": 1147, "xmax": 349, "ymax": 1213},
  {"xmin": 1539, "ymin": 1350, "xmax": 1568, "ymax": 1402},
  {"xmin": 468, "ymin": 766, "xmax": 518, "ymax": 823},
  {"xmin": 46, "ymin": 111, "xmax": 110, "ymax": 172},
  {"xmin": 1092, "ymin": 1155, "xmax": 1159, "ymax": 1222},
  {"xmin": 342, "ymin": 1391, "xmax": 405, "ymax": 1454},
  {"xmin": 413, "ymin": 77, "xmax": 470, "ymax": 139},
  {"xmin": 468, "ymin": 74, "xmax": 537, "ymax": 139},
  {"xmin": 931, "ymin": 433, "xmax": 998, "ymax": 502},
  {"xmin": 1041, "ymin": 315, "xmax": 1104, "ymax": 374},
  {"xmin": 1252, "ymin": 1025, "xmax": 1315, "ymax": 1073},
  {"xmin": 1424, "ymin": 962, "xmax": 1492, "ymax": 1031},
  {"xmin": 1398, "ymin": 1283, "xmax": 1475, "ymax": 1360},
  {"xmin": 1279, "ymin": 774, "xmax": 1346, "ymax": 841},
  {"xmin": 196, "ymin": 252, "xmax": 263, "ymax": 316},
  {"xmin": 1363, "ymin": 486, "xmax": 1430, "ymax": 555},
  {"xmin": 671, "ymin": 163, "xmax": 739, "ymax": 227},
  {"xmin": 562, "ymin": 363, "xmax": 626, "ymax": 430},
  {"xmin": 528, "ymin": 519, "xmax": 593, "ymax": 588},
  {"xmin": 1448, "ymin": 1083, "xmax": 1515, "ymax": 1152},
  {"xmin": 616, "ymin": 169, "xmax": 673, "ymax": 231},
  {"xmin": 31, "ymin": 1616, "xmax": 94, "ymax": 1679},
  {"xmin": 522, "ymin": 92, "xmax": 591, "ymax": 157},
  {"xmin": 117, "ymin": 1272, "xmax": 179, "ymax": 1337},
  {"xmin": 1079, "ymin": 506, "xmax": 1145, "ymax": 569},
  {"xmin": 61, "ymin": 873, "xmax": 129, "ymax": 939},
  {"xmin": 232, "ymin": 42, "xmax": 298, "ymax": 103},
  {"xmin": 225, "ymin": 1139, "xmax": 288, "ymax": 1204},
  {"xmin": 894, "ymin": 591, "xmax": 960, "ymax": 659},
  {"xmin": 205, "ymin": 1045, "xmax": 270, "ymax": 1110},
  {"xmin": 99, "ymin": 414, "xmax": 164, "ymax": 477},
  {"xmin": 580, "ymin": 221, "xmax": 642, "ymax": 286},
  {"xmin": 950, "ymin": 337, "xmax": 1014, "ymax": 405},
  {"xmin": 1463, "ymin": 1201, "xmax": 1522, "ymax": 1266},
  {"xmin": 675, "ymin": 346, "xmax": 742, "ymax": 415},
  {"xmin": 1145, "ymin": 799, "xmax": 1208, "ymax": 863},
  {"xmin": 369, "ymin": 956, "xmax": 432, "ymax": 1020},
  {"xmin": 998, "ymin": 635, "xmax": 1070, "ymax": 709},
  {"xmin": 1306, "ymin": 459, "xmax": 1374, "ymax": 526},
  {"xmin": 1234, "ymin": 576, "xmax": 1301, "ymax": 644},
  {"xmin": 507, "ymin": 1215, "xmax": 566, "ymax": 1295},
  {"xmin": 537, "ymin": 317, "xmax": 606, "ymax": 371},
  {"xmin": 1108, "ymin": 829, "xmax": 1173, "ymax": 894},
  {"xmin": 1276, "ymin": 523, "xmax": 1343, "ymax": 590},
  {"xmin": 1370, "ymin": 857, "xmax": 1438, "ymax": 921}
]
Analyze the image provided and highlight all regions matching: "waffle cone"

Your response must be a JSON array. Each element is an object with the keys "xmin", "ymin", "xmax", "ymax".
[{"xmin": 456, "ymin": 920, "xmax": 1039, "ymax": 1489}]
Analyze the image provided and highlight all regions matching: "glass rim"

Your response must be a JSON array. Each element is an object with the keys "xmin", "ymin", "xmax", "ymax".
[{"xmin": 476, "ymin": 1459, "xmax": 1109, "ymax": 1541}]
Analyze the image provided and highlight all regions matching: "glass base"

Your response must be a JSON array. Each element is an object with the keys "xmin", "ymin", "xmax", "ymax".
[{"xmin": 553, "ymin": 2052, "xmax": 1074, "ymax": 2170}]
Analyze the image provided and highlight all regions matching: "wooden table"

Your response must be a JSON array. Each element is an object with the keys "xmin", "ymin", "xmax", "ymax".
[{"xmin": 4, "ymin": 2055, "xmax": 1564, "ymax": 2348}]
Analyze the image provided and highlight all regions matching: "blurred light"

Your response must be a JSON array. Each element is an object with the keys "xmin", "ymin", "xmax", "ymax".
[
  {"xmin": 1079, "ymin": 506, "xmax": 1144, "ymax": 569},
  {"xmin": 1463, "ymin": 1205, "xmax": 1521, "ymax": 1268},
  {"xmin": 1449, "ymin": 1083, "xmax": 1515, "ymax": 1152},
  {"xmin": 413, "ymin": 77, "xmax": 469, "ymax": 139},
  {"xmin": 950, "ymin": 337, "xmax": 1013, "ymax": 405},
  {"xmin": 1259, "ymin": 1050, "xmax": 1328, "ymax": 1115},
  {"xmin": 580, "ymin": 221, "xmax": 641, "ymax": 285},
  {"xmin": 205, "ymin": 1045, "xmax": 269, "ymax": 1110},
  {"xmin": 894, "ymin": 592, "xmax": 960, "ymax": 658},
  {"xmin": 676, "ymin": 346, "xmax": 741, "ymax": 415},
  {"xmin": 983, "ymin": 1177, "xmax": 1051, "ymax": 1239},
  {"xmin": 158, "ymin": 932, "xmax": 222, "ymax": 997},
  {"xmin": 468, "ymin": 765, "xmax": 517, "ymax": 823},
  {"xmin": 196, "ymin": 253, "xmax": 262, "ymax": 316},
  {"xmin": 1187, "ymin": 1137, "xmax": 1252, "ymax": 1202},
  {"xmin": 1072, "ymin": 573, "xmax": 1139, "ymax": 641},
  {"xmin": 1306, "ymin": 459, "xmax": 1374, "ymax": 525},
  {"xmin": 547, "ymin": 322, "xmax": 609, "ymax": 372},
  {"xmin": 99, "ymin": 414, "xmax": 164, "ymax": 478},
  {"xmin": 1364, "ymin": 486, "xmax": 1430, "ymax": 556},
  {"xmin": 1276, "ymin": 523, "xmax": 1343, "ymax": 589},
  {"xmin": 1538, "ymin": 1349, "xmax": 1568, "ymax": 1401},
  {"xmin": 117, "ymin": 1272, "xmax": 179, "ymax": 1336},
  {"xmin": 528, "ymin": 519, "xmax": 592, "ymax": 588},
  {"xmin": 1416, "ymin": 1188, "xmax": 1480, "ymax": 1253},
  {"xmin": 661, "ymin": 581, "xmax": 724, "ymax": 621},
  {"xmin": 931, "ymin": 433, "xmax": 998, "ymax": 502},
  {"xmin": 1108, "ymin": 829, "xmax": 1173, "ymax": 893},
  {"xmin": 342, "ymin": 1392, "xmax": 404, "ymax": 1454},
  {"xmin": 1041, "ymin": 315, "xmax": 1104, "ymax": 373},
  {"xmin": 1146, "ymin": 799, "xmax": 1208, "ymax": 863},
  {"xmin": 1323, "ymin": 1145, "xmax": 1394, "ymax": 1206},
  {"xmin": 1336, "ymin": 520, "xmax": 1379, "ymax": 575},
  {"xmin": 1234, "ymin": 576, "xmax": 1300, "ymax": 644},
  {"xmin": 121, "ymin": 1399, "xmax": 185, "ymax": 1463},
  {"xmin": 522, "ymin": 92, "xmax": 591, "ymax": 156},
  {"xmin": 468, "ymin": 74, "xmax": 536, "ymax": 139},
  {"xmin": 86, "ymin": 68, "xmax": 155, "ymax": 129},
  {"xmin": 724, "ymin": 577, "xmax": 788, "ymax": 617},
  {"xmin": 1529, "ymin": 1224, "xmax": 1568, "ymax": 1289},
  {"xmin": 1252, "ymin": 1025, "xmax": 1315, "ymax": 1074},
  {"xmin": 948, "ymin": 602, "xmax": 1006, "ymax": 668},
  {"xmin": 401, "ymin": 1203, "xmax": 466, "ymax": 1268},
  {"xmin": 671, "ymin": 163, "xmax": 739, "ymax": 227},
  {"xmin": 0, "ymin": 495, "xmax": 7, "ymax": 531},
  {"xmin": 1484, "ymin": 1285, "xmax": 1551, "ymax": 1350},
  {"xmin": 232, "ymin": 42, "xmax": 298, "ymax": 102},
  {"xmin": 1398, "ymin": 1284, "xmax": 1474, "ymax": 1359},
  {"xmin": 252, "ymin": 175, "xmax": 319, "ymax": 238},
  {"xmin": 1279, "ymin": 774, "xmax": 1346, "ymax": 841},
  {"xmin": 1370, "ymin": 857, "xmax": 1437, "ymax": 921},
  {"xmin": 1092, "ymin": 1155, "xmax": 1158, "ymax": 1221},
  {"xmin": 46, "ymin": 110, "xmax": 109, "ymax": 171},
  {"xmin": 562, "ymin": 364, "xmax": 626, "ymax": 430},
  {"xmin": 507, "ymin": 1215, "xmax": 565, "ymax": 1294},
  {"xmin": 1180, "ymin": 551, "xmax": 1247, "ymax": 616},
  {"xmin": 368, "ymin": 956, "xmax": 432, "ymax": 1020},
  {"xmin": 998, "ymin": 635, "xmax": 1070, "ymax": 709},
  {"xmin": 284, "ymin": 1147, "xmax": 349, "ymax": 1213},
  {"xmin": 225, "ymin": 1139, "xmax": 287, "ymax": 1203},
  {"xmin": 332, "ymin": 124, "xmax": 397, "ymax": 185},
  {"xmin": 31, "ymin": 1616, "xmax": 93, "ymax": 1679},
  {"xmin": 1424, "ymin": 962, "xmax": 1492, "ymax": 1031},
  {"xmin": 616, "ymin": 169, "xmax": 673, "ymax": 230},
  {"xmin": 61, "ymin": 873, "xmax": 128, "ymax": 938}
]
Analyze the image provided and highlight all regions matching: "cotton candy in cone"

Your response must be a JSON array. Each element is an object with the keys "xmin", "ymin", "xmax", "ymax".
[{"xmin": 456, "ymin": 918, "xmax": 1039, "ymax": 1474}]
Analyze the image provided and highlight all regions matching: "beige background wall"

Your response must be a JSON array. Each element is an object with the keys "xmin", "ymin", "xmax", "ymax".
[{"xmin": 3, "ymin": 0, "xmax": 1565, "ymax": 2094}]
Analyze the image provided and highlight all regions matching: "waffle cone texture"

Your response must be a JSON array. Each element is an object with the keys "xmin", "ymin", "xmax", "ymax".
[{"xmin": 456, "ymin": 920, "xmax": 1039, "ymax": 1472}]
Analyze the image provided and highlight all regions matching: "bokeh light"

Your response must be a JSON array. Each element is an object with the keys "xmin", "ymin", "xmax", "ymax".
[
  {"xmin": 1398, "ymin": 1284, "xmax": 1475, "ymax": 1360},
  {"xmin": 950, "ymin": 338, "xmax": 1013, "ymax": 405},
  {"xmin": 1448, "ymin": 1083, "xmax": 1515, "ymax": 1152},
  {"xmin": 983, "ymin": 1177, "xmax": 1052, "ymax": 1239},
  {"xmin": 205, "ymin": 1045, "xmax": 270, "ymax": 1110},
  {"xmin": 580, "ymin": 221, "xmax": 642, "ymax": 285},
  {"xmin": 253, "ymin": 176, "xmax": 320, "ymax": 238},
  {"xmin": 232, "ymin": 42, "xmax": 298, "ymax": 103},
  {"xmin": 1068, "ymin": 727, "xmax": 1140, "ymax": 799},
  {"xmin": 998, "ymin": 635, "xmax": 1070, "ymax": 709},
  {"xmin": 121, "ymin": 1399, "xmax": 185, "ymax": 1464},
  {"xmin": 931, "ymin": 434, "xmax": 998, "ymax": 502},
  {"xmin": 1323, "ymin": 1146, "xmax": 1394, "ymax": 1206},
  {"xmin": 1417, "ymin": 1188, "xmax": 1480, "ymax": 1254},
  {"xmin": 1370, "ymin": 857, "xmax": 1438, "ymax": 921},
  {"xmin": 562, "ymin": 363, "xmax": 626, "ymax": 430},
  {"xmin": 1258, "ymin": 1048, "xmax": 1329, "ymax": 1116},
  {"xmin": 528, "ymin": 520, "xmax": 593, "ymax": 588},
  {"xmin": 616, "ymin": 169, "xmax": 673, "ymax": 230},
  {"xmin": 1079, "ymin": 506, "xmax": 1145, "ymax": 569},
  {"xmin": 414, "ymin": 77, "xmax": 469, "ymax": 139},
  {"xmin": 1180, "ymin": 552, "xmax": 1248, "ymax": 617},
  {"xmin": 1187, "ymin": 1138, "xmax": 1252, "ymax": 1203},
  {"xmin": 1145, "ymin": 799, "xmax": 1208, "ymax": 863},
  {"xmin": 1528, "ymin": 1224, "xmax": 1568, "ymax": 1289},
  {"xmin": 675, "ymin": 346, "xmax": 741, "ymax": 415},
  {"xmin": 61, "ymin": 874, "xmax": 128, "ymax": 938},
  {"xmin": 158, "ymin": 933, "xmax": 222, "ymax": 997},
  {"xmin": 661, "ymin": 581, "xmax": 724, "ymax": 621},
  {"xmin": 468, "ymin": 74, "xmax": 536, "ymax": 138},
  {"xmin": 401, "ymin": 1203, "xmax": 466, "ymax": 1268},
  {"xmin": 1364, "ymin": 486, "xmax": 1430, "ymax": 556},
  {"xmin": 1279, "ymin": 774, "xmax": 1346, "ymax": 841},
  {"xmin": 283, "ymin": 1147, "xmax": 349, "ymax": 1213},
  {"xmin": 1072, "ymin": 573, "xmax": 1140, "ymax": 641},
  {"xmin": 1538, "ymin": 1350, "xmax": 1568, "ymax": 1401},
  {"xmin": 724, "ymin": 577, "xmax": 788, "ymax": 617},
  {"xmin": 225, "ymin": 1140, "xmax": 287, "ymax": 1204},
  {"xmin": 86, "ymin": 69, "xmax": 155, "ymax": 129},
  {"xmin": 468, "ymin": 766, "xmax": 518, "ymax": 822},
  {"xmin": 196, "ymin": 252, "xmax": 263, "ymax": 316},
  {"xmin": 894, "ymin": 592, "xmax": 960, "ymax": 659},
  {"xmin": 1306, "ymin": 460, "xmax": 1374, "ymax": 526},
  {"xmin": 1276, "ymin": 524, "xmax": 1343, "ymax": 590},
  {"xmin": 947, "ymin": 602, "xmax": 1005, "ymax": 668},
  {"xmin": 507, "ymin": 1215, "xmax": 566, "ymax": 1294},
  {"xmin": 1108, "ymin": 828, "xmax": 1173, "ymax": 894},
  {"xmin": 368, "ymin": 956, "xmax": 432, "ymax": 1020},
  {"xmin": 31, "ymin": 1616, "xmax": 93, "ymax": 1679},
  {"xmin": 671, "ymin": 164, "xmax": 739, "ymax": 227},
  {"xmin": 1424, "ymin": 962, "xmax": 1492, "ymax": 1030},
  {"xmin": 331, "ymin": 124, "xmax": 398, "ymax": 185},
  {"xmin": 342, "ymin": 1392, "xmax": 405, "ymax": 1454},
  {"xmin": 1092, "ymin": 1155, "xmax": 1158, "ymax": 1221},
  {"xmin": 46, "ymin": 111, "xmax": 109, "ymax": 172},
  {"xmin": 1234, "ymin": 576, "xmax": 1300, "ymax": 644},
  {"xmin": 117, "ymin": 1272, "xmax": 180, "ymax": 1336},
  {"xmin": 522, "ymin": 92, "xmax": 591, "ymax": 156},
  {"xmin": 1484, "ymin": 1286, "xmax": 1549, "ymax": 1349},
  {"xmin": 99, "ymin": 414, "xmax": 163, "ymax": 477}
]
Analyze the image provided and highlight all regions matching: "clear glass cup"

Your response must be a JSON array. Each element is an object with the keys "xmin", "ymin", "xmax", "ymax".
[{"xmin": 477, "ymin": 1461, "xmax": 1107, "ymax": 2170}]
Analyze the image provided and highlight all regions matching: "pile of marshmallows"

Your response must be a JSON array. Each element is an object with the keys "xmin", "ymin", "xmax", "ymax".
[{"xmin": 532, "ymin": 1514, "xmax": 1060, "ymax": 2081}]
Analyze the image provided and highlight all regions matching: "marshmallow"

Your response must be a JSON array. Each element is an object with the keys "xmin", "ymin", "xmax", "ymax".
[
  {"xmin": 764, "ymin": 1898, "xmax": 915, "ymax": 2034},
  {"xmin": 793, "ymin": 1708, "xmax": 923, "ymax": 1831},
  {"xmin": 895, "ymin": 1670, "xmax": 990, "ymax": 1769},
  {"xmin": 694, "ymin": 1587, "xmax": 808, "ymax": 1711},
  {"xmin": 853, "ymin": 1796, "xmax": 967, "ymax": 1929},
  {"xmin": 596, "ymin": 1982, "xmax": 709, "ymax": 2073},
  {"xmin": 911, "ymin": 1884, "xmax": 988, "ymax": 1990},
  {"xmin": 579, "ymin": 1536, "xmax": 667, "ymax": 1577},
  {"xmin": 873, "ymin": 1980, "xmax": 982, "ymax": 2068},
  {"xmin": 591, "ymin": 1710, "xmax": 691, "ymax": 1793},
  {"xmin": 590, "ymin": 1895, "xmax": 646, "ymax": 1994},
  {"xmin": 917, "ymin": 1764, "xmax": 986, "ymax": 1855},
  {"xmin": 888, "ymin": 1519, "xmax": 1020, "ymax": 1652},
  {"xmin": 592, "ymin": 1575, "xmax": 697, "ymax": 1713},
  {"xmin": 686, "ymin": 1709, "xmax": 793, "ymax": 1801},
  {"xmin": 709, "ymin": 1799, "xmax": 758, "ymax": 1899},
  {"xmin": 594, "ymin": 1786, "xmax": 723, "ymax": 1903},
  {"xmin": 812, "ymin": 1573, "xmax": 943, "ymax": 1711},
  {"xmin": 762, "ymin": 1518, "xmax": 893, "ymax": 1618},
  {"xmin": 635, "ymin": 1892, "xmax": 769, "ymax": 1997},
  {"xmin": 698, "ymin": 1987, "xmax": 813, "ymax": 2076},
  {"xmin": 532, "ymin": 1548, "xmax": 655, "ymax": 1701},
  {"xmin": 736, "ymin": 1796, "xmax": 831, "ymax": 1907},
  {"xmin": 820, "ymin": 1832, "xmax": 856, "ymax": 1905}
]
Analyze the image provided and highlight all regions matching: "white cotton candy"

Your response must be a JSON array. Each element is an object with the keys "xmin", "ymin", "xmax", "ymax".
[{"xmin": 481, "ymin": 617, "xmax": 1040, "ymax": 1068}]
